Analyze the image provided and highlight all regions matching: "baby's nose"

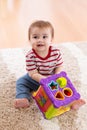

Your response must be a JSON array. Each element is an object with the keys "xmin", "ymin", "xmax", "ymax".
[{"xmin": 38, "ymin": 37, "xmax": 43, "ymax": 42}]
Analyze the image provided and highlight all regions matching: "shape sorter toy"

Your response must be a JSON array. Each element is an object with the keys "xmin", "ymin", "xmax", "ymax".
[{"xmin": 33, "ymin": 71, "xmax": 80, "ymax": 119}]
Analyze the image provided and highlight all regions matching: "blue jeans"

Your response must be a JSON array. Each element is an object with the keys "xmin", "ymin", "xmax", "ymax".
[{"xmin": 16, "ymin": 73, "xmax": 40, "ymax": 100}]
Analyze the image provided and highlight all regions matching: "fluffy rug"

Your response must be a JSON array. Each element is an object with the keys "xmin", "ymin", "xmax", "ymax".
[{"xmin": 0, "ymin": 42, "xmax": 87, "ymax": 130}]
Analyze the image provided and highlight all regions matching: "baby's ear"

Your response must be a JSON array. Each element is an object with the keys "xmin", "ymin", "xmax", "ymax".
[{"xmin": 51, "ymin": 38, "xmax": 53, "ymax": 42}]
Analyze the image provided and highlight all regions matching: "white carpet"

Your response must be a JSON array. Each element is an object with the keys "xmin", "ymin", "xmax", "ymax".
[{"xmin": 0, "ymin": 42, "xmax": 87, "ymax": 130}]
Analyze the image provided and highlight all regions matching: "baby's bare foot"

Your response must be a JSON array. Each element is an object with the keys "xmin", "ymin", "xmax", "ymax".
[
  {"xmin": 71, "ymin": 99, "xmax": 86, "ymax": 110},
  {"xmin": 14, "ymin": 98, "xmax": 30, "ymax": 108}
]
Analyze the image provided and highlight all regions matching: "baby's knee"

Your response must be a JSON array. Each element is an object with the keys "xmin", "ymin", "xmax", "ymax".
[{"xmin": 16, "ymin": 77, "xmax": 24, "ymax": 86}]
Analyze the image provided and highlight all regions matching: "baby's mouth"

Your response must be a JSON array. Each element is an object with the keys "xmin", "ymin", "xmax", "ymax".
[{"xmin": 37, "ymin": 44, "xmax": 44, "ymax": 47}]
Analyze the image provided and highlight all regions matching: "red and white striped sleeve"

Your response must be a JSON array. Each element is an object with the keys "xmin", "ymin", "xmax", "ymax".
[{"xmin": 26, "ymin": 51, "xmax": 37, "ymax": 73}]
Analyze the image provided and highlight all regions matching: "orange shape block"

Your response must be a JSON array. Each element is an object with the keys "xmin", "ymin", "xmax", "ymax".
[{"xmin": 55, "ymin": 91, "xmax": 65, "ymax": 100}]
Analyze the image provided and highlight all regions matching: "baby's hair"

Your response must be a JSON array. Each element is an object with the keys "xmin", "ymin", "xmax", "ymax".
[{"xmin": 28, "ymin": 20, "xmax": 54, "ymax": 40}]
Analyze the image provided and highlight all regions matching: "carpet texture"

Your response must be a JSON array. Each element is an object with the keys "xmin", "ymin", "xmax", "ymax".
[{"xmin": 0, "ymin": 42, "xmax": 87, "ymax": 130}]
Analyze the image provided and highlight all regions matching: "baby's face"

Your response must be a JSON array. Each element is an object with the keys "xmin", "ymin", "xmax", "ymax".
[{"xmin": 29, "ymin": 27, "xmax": 53, "ymax": 52}]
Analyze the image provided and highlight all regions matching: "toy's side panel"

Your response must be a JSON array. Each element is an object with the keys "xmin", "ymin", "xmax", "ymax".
[
  {"xmin": 44, "ymin": 105, "xmax": 70, "ymax": 119},
  {"xmin": 33, "ymin": 85, "xmax": 52, "ymax": 112}
]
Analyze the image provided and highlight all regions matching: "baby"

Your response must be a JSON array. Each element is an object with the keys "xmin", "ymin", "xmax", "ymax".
[{"xmin": 14, "ymin": 20, "xmax": 85, "ymax": 109}]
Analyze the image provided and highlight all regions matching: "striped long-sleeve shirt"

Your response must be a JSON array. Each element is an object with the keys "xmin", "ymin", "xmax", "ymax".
[{"xmin": 26, "ymin": 46, "xmax": 63, "ymax": 76}]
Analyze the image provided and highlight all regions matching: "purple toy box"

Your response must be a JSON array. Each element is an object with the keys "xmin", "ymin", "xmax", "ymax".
[{"xmin": 33, "ymin": 71, "xmax": 81, "ymax": 119}]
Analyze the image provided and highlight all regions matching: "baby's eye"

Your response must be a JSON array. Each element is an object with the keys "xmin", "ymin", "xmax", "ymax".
[
  {"xmin": 43, "ymin": 35, "xmax": 48, "ymax": 39},
  {"xmin": 33, "ymin": 36, "xmax": 38, "ymax": 39}
]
